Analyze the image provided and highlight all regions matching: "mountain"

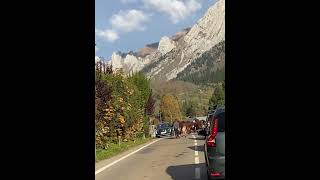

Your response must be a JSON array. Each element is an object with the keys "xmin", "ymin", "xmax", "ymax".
[
  {"xmin": 136, "ymin": 42, "xmax": 159, "ymax": 58},
  {"xmin": 107, "ymin": 0, "xmax": 225, "ymax": 82},
  {"xmin": 176, "ymin": 40, "xmax": 225, "ymax": 85}
]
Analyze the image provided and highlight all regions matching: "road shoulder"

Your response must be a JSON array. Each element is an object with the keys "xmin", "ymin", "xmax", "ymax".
[{"xmin": 95, "ymin": 138, "xmax": 162, "ymax": 171}]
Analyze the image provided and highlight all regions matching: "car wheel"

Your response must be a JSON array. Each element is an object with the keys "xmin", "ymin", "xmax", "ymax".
[
  {"xmin": 207, "ymin": 170, "xmax": 212, "ymax": 180},
  {"xmin": 204, "ymin": 153, "xmax": 208, "ymax": 167}
]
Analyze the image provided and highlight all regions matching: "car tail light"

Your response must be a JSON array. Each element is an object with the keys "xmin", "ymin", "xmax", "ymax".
[
  {"xmin": 211, "ymin": 172, "xmax": 221, "ymax": 177},
  {"xmin": 207, "ymin": 117, "xmax": 218, "ymax": 147}
]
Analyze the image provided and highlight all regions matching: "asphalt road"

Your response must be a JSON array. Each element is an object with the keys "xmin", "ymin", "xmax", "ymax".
[{"xmin": 95, "ymin": 133, "xmax": 208, "ymax": 180}]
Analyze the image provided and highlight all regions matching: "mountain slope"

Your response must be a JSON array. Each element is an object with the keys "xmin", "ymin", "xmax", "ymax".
[
  {"xmin": 151, "ymin": 80, "xmax": 214, "ymax": 117},
  {"xmin": 176, "ymin": 40, "xmax": 225, "ymax": 85},
  {"xmin": 141, "ymin": 0, "xmax": 225, "ymax": 81}
]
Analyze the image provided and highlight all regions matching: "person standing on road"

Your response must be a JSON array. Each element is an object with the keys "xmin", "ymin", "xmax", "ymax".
[{"xmin": 173, "ymin": 120, "xmax": 180, "ymax": 138}]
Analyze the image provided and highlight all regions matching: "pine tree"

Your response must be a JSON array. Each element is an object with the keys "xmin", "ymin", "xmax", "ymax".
[{"xmin": 208, "ymin": 83, "xmax": 225, "ymax": 109}]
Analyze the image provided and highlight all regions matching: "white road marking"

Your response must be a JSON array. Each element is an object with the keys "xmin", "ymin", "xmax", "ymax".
[
  {"xmin": 194, "ymin": 144, "xmax": 198, "ymax": 156},
  {"xmin": 195, "ymin": 156, "xmax": 199, "ymax": 164},
  {"xmin": 95, "ymin": 138, "xmax": 162, "ymax": 175},
  {"xmin": 195, "ymin": 168, "xmax": 200, "ymax": 179},
  {"xmin": 194, "ymin": 134, "xmax": 200, "ymax": 179}
]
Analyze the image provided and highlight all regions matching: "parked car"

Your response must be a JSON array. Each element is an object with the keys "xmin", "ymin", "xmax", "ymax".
[
  {"xmin": 155, "ymin": 122, "xmax": 172, "ymax": 137},
  {"xmin": 204, "ymin": 107, "xmax": 225, "ymax": 179}
]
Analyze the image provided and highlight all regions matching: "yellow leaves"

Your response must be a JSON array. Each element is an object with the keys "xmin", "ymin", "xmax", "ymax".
[
  {"xmin": 103, "ymin": 106, "xmax": 115, "ymax": 122},
  {"xmin": 102, "ymin": 127, "xmax": 110, "ymax": 134},
  {"xmin": 128, "ymin": 90, "xmax": 134, "ymax": 95},
  {"xmin": 96, "ymin": 70, "xmax": 153, "ymax": 144},
  {"xmin": 105, "ymin": 108, "xmax": 114, "ymax": 113},
  {"xmin": 118, "ymin": 115, "xmax": 125, "ymax": 125},
  {"xmin": 160, "ymin": 94, "xmax": 182, "ymax": 121},
  {"xmin": 105, "ymin": 106, "xmax": 115, "ymax": 113}
]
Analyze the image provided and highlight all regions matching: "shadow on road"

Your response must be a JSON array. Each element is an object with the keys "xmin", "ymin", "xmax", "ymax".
[
  {"xmin": 188, "ymin": 145, "xmax": 205, "ymax": 152},
  {"xmin": 166, "ymin": 163, "xmax": 206, "ymax": 180}
]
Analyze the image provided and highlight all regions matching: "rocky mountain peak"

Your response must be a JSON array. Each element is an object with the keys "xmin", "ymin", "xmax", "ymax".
[
  {"xmin": 106, "ymin": 0, "xmax": 225, "ymax": 81},
  {"xmin": 158, "ymin": 36, "xmax": 176, "ymax": 55}
]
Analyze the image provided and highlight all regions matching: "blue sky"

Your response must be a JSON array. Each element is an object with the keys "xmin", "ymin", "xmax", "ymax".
[{"xmin": 95, "ymin": 0, "xmax": 217, "ymax": 60}]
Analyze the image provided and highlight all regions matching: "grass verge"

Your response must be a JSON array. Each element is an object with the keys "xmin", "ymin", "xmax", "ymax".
[{"xmin": 96, "ymin": 137, "xmax": 155, "ymax": 162}]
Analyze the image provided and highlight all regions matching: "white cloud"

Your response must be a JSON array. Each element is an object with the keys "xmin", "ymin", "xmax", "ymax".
[
  {"xmin": 110, "ymin": 9, "xmax": 150, "ymax": 32},
  {"xmin": 95, "ymin": 10, "xmax": 150, "ymax": 43},
  {"xmin": 120, "ymin": 0, "xmax": 137, "ymax": 4},
  {"xmin": 143, "ymin": 0, "xmax": 201, "ymax": 24},
  {"xmin": 96, "ymin": 29, "xmax": 119, "ymax": 42}
]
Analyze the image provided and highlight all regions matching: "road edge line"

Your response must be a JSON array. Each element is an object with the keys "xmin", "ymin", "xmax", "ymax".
[{"xmin": 95, "ymin": 138, "xmax": 162, "ymax": 175}]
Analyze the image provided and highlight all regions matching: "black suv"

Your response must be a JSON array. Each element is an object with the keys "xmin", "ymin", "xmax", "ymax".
[
  {"xmin": 204, "ymin": 107, "xmax": 225, "ymax": 179},
  {"xmin": 155, "ymin": 122, "xmax": 172, "ymax": 137}
]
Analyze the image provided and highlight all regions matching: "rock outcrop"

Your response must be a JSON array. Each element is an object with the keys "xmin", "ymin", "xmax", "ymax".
[{"xmin": 158, "ymin": 36, "xmax": 176, "ymax": 55}]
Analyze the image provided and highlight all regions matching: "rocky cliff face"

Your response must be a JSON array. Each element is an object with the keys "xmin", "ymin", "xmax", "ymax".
[
  {"xmin": 108, "ymin": 52, "xmax": 152, "ymax": 73},
  {"xmin": 107, "ymin": 0, "xmax": 225, "ymax": 81},
  {"xmin": 158, "ymin": 36, "xmax": 176, "ymax": 55}
]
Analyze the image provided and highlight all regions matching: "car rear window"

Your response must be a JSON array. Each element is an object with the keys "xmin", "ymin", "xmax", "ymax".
[{"xmin": 217, "ymin": 112, "xmax": 225, "ymax": 132}]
